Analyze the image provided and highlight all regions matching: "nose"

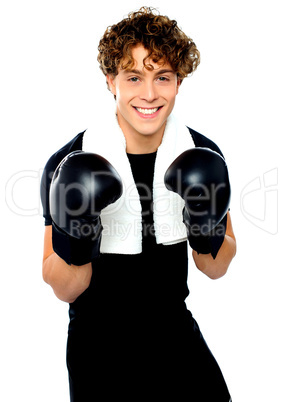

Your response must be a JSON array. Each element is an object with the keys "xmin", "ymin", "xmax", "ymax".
[{"xmin": 139, "ymin": 80, "xmax": 158, "ymax": 103}]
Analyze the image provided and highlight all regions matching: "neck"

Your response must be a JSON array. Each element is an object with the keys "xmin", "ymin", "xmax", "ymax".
[{"xmin": 125, "ymin": 135, "xmax": 162, "ymax": 154}]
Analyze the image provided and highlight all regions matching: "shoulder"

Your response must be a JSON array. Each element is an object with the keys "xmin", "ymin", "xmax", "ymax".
[
  {"xmin": 187, "ymin": 126, "xmax": 224, "ymax": 158},
  {"xmin": 40, "ymin": 131, "xmax": 85, "ymax": 224},
  {"xmin": 43, "ymin": 131, "xmax": 85, "ymax": 174}
]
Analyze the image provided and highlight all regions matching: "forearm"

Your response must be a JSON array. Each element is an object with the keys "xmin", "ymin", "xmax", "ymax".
[
  {"xmin": 192, "ymin": 234, "xmax": 236, "ymax": 279},
  {"xmin": 42, "ymin": 252, "xmax": 92, "ymax": 303}
]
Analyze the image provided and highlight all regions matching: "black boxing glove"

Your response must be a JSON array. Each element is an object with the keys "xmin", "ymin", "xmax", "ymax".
[
  {"xmin": 50, "ymin": 151, "xmax": 122, "ymax": 265},
  {"xmin": 164, "ymin": 148, "xmax": 230, "ymax": 259}
]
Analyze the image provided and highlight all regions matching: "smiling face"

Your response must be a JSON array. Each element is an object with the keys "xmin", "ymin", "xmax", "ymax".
[{"xmin": 107, "ymin": 45, "xmax": 181, "ymax": 153}]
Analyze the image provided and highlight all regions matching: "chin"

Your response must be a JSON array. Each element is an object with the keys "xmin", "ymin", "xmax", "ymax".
[{"xmin": 136, "ymin": 122, "xmax": 165, "ymax": 137}]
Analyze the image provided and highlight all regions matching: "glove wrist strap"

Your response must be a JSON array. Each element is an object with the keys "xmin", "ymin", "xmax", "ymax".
[
  {"xmin": 185, "ymin": 212, "xmax": 227, "ymax": 259},
  {"xmin": 52, "ymin": 221, "xmax": 102, "ymax": 266}
]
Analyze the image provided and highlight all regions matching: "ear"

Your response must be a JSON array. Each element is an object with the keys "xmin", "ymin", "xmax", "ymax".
[
  {"xmin": 106, "ymin": 75, "xmax": 116, "ymax": 96},
  {"xmin": 176, "ymin": 78, "xmax": 182, "ymax": 95}
]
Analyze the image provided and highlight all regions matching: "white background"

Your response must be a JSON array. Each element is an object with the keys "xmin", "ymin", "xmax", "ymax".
[{"xmin": 1, "ymin": 1, "xmax": 282, "ymax": 401}]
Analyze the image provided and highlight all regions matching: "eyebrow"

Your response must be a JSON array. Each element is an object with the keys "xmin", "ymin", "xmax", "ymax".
[{"xmin": 123, "ymin": 68, "xmax": 175, "ymax": 76}]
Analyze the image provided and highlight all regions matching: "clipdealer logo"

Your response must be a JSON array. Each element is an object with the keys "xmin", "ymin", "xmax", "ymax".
[
  {"xmin": 240, "ymin": 168, "xmax": 279, "ymax": 235},
  {"xmin": 5, "ymin": 167, "xmax": 279, "ymax": 235},
  {"xmin": 5, "ymin": 169, "xmax": 44, "ymax": 217}
]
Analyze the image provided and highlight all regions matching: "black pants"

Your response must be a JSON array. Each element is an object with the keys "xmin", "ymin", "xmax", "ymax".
[{"xmin": 66, "ymin": 309, "xmax": 231, "ymax": 401}]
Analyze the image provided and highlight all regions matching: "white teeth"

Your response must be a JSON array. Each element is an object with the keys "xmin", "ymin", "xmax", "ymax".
[{"xmin": 136, "ymin": 107, "xmax": 159, "ymax": 115}]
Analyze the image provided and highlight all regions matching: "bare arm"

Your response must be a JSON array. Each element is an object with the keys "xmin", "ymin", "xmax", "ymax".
[
  {"xmin": 192, "ymin": 212, "xmax": 236, "ymax": 280},
  {"xmin": 42, "ymin": 226, "xmax": 93, "ymax": 303}
]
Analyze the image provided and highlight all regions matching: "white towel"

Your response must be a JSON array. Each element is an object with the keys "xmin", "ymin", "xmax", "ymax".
[{"xmin": 82, "ymin": 110, "xmax": 195, "ymax": 254}]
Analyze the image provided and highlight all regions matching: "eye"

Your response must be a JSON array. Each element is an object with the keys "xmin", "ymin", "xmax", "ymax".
[
  {"xmin": 129, "ymin": 77, "xmax": 139, "ymax": 82},
  {"xmin": 157, "ymin": 76, "xmax": 169, "ymax": 82}
]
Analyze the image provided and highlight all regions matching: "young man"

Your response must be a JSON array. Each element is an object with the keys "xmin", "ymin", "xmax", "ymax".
[{"xmin": 41, "ymin": 7, "xmax": 236, "ymax": 401}]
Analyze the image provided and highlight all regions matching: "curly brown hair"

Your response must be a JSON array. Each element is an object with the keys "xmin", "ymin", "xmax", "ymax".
[{"xmin": 97, "ymin": 7, "xmax": 200, "ymax": 89}]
